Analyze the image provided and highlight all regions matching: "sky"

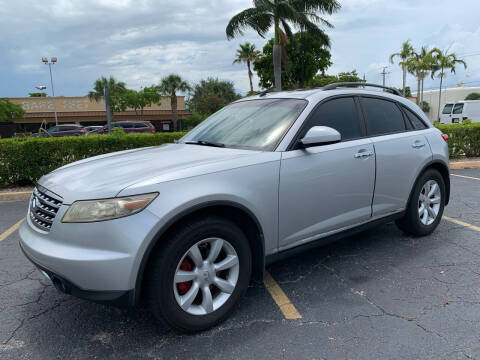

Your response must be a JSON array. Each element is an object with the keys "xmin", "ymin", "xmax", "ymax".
[{"xmin": 1, "ymin": 0, "xmax": 479, "ymax": 98}]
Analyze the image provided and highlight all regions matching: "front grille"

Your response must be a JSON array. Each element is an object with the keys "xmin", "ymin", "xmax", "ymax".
[{"xmin": 29, "ymin": 186, "xmax": 63, "ymax": 232}]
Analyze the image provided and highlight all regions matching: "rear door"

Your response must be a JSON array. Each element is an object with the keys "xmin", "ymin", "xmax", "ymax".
[
  {"xmin": 359, "ymin": 96, "xmax": 432, "ymax": 217},
  {"xmin": 440, "ymin": 103, "xmax": 454, "ymax": 123},
  {"xmin": 278, "ymin": 96, "xmax": 375, "ymax": 250},
  {"xmin": 451, "ymin": 103, "xmax": 464, "ymax": 123}
]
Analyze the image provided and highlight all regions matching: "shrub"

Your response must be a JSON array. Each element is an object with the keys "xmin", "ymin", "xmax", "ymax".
[
  {"xmin": 0, "ymin": 132, "xmax": 186, "ymax": 187},
  {"xmin": 435, "ymin": 123, "xmax": 480, "ymax": 158},
  {"xmin": 465, "ymin": 92, "xmax": 480, "ymax": 100}
]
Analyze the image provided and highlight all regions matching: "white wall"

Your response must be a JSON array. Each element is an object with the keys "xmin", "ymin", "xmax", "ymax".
[{"xmin": 414, "ymin": 86, "xmax": 480, "ymax": 122}]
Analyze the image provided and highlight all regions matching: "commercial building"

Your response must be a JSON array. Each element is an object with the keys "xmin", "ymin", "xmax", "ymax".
[
  {"xmin": 6, "ymin": 95, "xmax": 190, "ymax": 135},
  {"xmin": 413, "ymin": 86, "xmax": 480, "ymax": 122}
]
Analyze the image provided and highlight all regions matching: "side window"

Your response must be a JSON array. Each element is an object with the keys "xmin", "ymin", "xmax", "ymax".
[
  {"xmin": 300, "ymin": 97, "xmax": 362, "ymax": 141},
  {"xmin": 452, "ymin": 103, "xmax": 464, "ymax": 114},
  {"xmin": 134, "ymin": 123, "xmax": 148, "ymax": 128},
  {"xmin": 361, "ymin": 97, "xmax": 406, "ymax": 136},
  {"xmin": 402, "ymin": 106, "xmax": 427, "ymax": 130},
  {"xmin": 121, "ymin": 123, "xmax": 134, "ymax": 129},
  {"xmin": 48, "ymin": 126, "xmax": 58, "ymax": 133}
]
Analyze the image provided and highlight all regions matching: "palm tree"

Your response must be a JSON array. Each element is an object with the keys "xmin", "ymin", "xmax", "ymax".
[
  {"xmin": 430, "ymin": 49, "xmax": 466, "ymax": 121},
  {"xmin": 389, "ymin": 40, "xmax": 414, "ymax": 97},
  {"xmin": 88, "ymin": 76, "xmax": 127, "ymax": 102},
  {"xmin": 233, "ymin": 42, "xmax": 261, "ymax": 93},
  {"xmin": 406, "ymin": 47, "xmax": 435, "ymax": 105},
  {"xmin": 157, "ymin": 74, "xmax": 191, "ymax": 131},
  {"xmin": 88, "ymin": 76, "xmax": 127, "ymax": 113},
  {"xmin": 226, "ymin": 0, "xmax": 341, "ymax": 91}
]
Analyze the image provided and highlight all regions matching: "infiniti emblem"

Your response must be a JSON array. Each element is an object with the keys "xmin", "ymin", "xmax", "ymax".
[{"xmin": 202, "ymin": 271, "xmax": 209, "ymax": 280}]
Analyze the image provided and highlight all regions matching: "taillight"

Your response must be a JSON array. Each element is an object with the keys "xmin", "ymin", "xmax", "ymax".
[
  {"xmin": 463, "ymin": 117, "xmax": 468, "ymax": 121},
  {"xmin": 441, "ymin": 134, "xmax": 449, "ymax": 142}
]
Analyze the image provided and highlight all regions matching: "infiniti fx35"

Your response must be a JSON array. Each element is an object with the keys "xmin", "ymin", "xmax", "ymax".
[{"xmin": 19, "ymin": 84, "xmax": 450, "ymax": 332}]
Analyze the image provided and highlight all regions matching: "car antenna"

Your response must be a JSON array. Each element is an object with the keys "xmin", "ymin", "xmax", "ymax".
[{"xmin": 258, "ymin": 87, "xmax": 275, "ymax": 97}]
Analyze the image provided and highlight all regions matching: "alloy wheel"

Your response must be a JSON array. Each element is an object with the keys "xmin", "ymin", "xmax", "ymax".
[
  {"xmin": 173, "ymin": 237, "xmax": 239, "ymax": 315},
  {"xmin": 418, "ymin": 179, "xmax": 441, "ymax": 226}
]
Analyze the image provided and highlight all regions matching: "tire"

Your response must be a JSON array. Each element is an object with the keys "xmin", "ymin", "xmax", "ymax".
[
  {"xmin": 395, "ymin": 168, "xmax": 445, "ymax": 236},
  {"xmin": 146, "ymin": 216, "xmax": 252, "ymax": 333}
]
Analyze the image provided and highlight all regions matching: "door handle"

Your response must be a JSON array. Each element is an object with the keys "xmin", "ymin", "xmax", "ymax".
[
  {"xmin": 412, "ymin": 141, "xmax": 426, "ymax": 149},
  {"xmin": 354, "ymin": 150, "xmax": 374, "ymax": 159}
]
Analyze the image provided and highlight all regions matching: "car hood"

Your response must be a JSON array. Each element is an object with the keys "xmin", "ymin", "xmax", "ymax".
[{"xmin": 39, "ymin": 144, "xmax": 261, "ymax": 203}]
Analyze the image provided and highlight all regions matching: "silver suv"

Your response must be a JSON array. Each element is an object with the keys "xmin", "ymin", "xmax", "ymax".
[{"xmin": 19, "ymin": 83, "xmax": 450, "ymax": 332}]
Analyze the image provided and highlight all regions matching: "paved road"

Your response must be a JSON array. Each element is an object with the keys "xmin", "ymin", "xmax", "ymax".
[{"xmin": 1, "ymin": 169, "xmax": 479, "ymax": 359}]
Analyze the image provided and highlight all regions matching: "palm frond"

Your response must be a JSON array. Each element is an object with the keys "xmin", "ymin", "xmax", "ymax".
[{"xmin": 226, "ymin": 7, "xmax": 272, "ymax": 39}]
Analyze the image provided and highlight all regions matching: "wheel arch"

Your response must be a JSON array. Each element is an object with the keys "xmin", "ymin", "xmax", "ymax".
[
  {"xmin": 133, "ymin": 201, "xmax": 266, "ymax": 305},
  {"xmin": 408, "ymin": 160, "xmax": 450, "ymax": 206}
]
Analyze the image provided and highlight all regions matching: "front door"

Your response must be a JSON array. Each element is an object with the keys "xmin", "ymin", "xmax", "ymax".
[{"xmin": 278, "ymin": 96, "xmax": 375, "ymax": 250}]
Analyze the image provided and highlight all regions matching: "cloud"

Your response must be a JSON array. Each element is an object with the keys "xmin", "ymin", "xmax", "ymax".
[{"xmin": 1, "ymin": 0, "xmax": 479, "ymax": 97}]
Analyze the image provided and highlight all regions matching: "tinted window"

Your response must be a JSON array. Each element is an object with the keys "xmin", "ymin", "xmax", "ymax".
[
  {"xmin": 361, "ymin": 97, "xmax": 406, "ymax": 136},
  {"xmin": 442, "ymin": 104, "xmax": 454, "ymax": 114},
  {"xmin": 48, "ymin": 126, "xmax": 58, "ymax": 133},
  {"xmin": 452, "ymin": 103, "xmax": 464, "ymax": 114},
  {"xmin": 300, "ymin": 97, "xmax": 362, "ymax": 141},
  {"xmin": 402, "ymin": 106, "xmax": 427, "ymax": 130},
  {"xmin": 134, "ymin": 123, "xmax": 148, "ymax": 128}
]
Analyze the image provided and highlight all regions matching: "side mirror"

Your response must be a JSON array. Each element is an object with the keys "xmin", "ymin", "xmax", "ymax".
[{"xmin": 299, "ymin": 126, "xmax": 341, "ymax": 148}]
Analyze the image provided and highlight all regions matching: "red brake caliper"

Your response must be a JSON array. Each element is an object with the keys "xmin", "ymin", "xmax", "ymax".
[{"xmin": 177, "ymin": 259, "xmax": 193, "ymax": 295}]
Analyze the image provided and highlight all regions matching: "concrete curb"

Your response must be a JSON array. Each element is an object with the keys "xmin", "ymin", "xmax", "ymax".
[{"xmin": 450, "ymin": 160, "xmax": 480, "ymax": 170}]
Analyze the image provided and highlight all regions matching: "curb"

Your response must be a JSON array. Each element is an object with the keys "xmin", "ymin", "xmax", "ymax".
[
  {"xmin": 0, "ymin": 190, "xmax": 32, "ymax": 202},
  {"xmin": 450, "ymin": 161, "xmax": 480, "ymax": 170}
]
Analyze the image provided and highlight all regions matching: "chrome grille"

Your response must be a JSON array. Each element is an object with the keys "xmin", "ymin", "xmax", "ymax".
[{"xmin": 29, "ymin": 186, "xmax": 63, "ymax": 232}]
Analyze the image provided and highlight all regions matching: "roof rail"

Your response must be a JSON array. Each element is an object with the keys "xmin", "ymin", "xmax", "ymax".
[{"xmin": 322, "ymin": 82, "xmax": 402, "ymax": 96}]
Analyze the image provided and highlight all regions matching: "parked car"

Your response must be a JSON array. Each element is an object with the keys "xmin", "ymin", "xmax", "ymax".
[
  {"xmin": 32, "ymin": 124, "xmax": 87, "ymax": 137},
  {"xmin": 19, "ymin": 83, "xmax": 450, "ymax": 333},
  {"xmin": 91, "ymin": 121, "xmax": 156, "ymax": 134},
  {"xmin": 439, "ymin": 100, "xmax": 480, "ymax": 123},
  {"xmin": 84, "ymin": 125, "xmax": 104, "ymax": 133}
]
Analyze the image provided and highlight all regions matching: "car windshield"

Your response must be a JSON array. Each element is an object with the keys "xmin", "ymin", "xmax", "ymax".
[{"xmin": 181, "ymin": 98, "xmax": 307, "ymax": 150}]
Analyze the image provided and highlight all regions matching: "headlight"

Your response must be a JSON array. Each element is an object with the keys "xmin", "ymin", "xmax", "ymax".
[{"xmin": 62, "ymin": 193, "xmax": 158, "ymax": 223}]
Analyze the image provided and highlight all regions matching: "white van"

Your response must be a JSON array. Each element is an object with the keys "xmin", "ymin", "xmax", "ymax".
[{"xmin": 439, "ymin": 100, "xmax": 480, "ymax": 123}]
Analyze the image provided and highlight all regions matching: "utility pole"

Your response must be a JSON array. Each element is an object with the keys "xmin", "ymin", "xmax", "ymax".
[
  {"xmin": 104, "ymin": 87, "xmax": 112, "ymax": 133},
  {"xmin": 380, "ymin": 66, "xmax": 391, "ymax": 89},
  {"xmin": 42, "ymin": 57, "xmax": 59, "ymax": 126}
]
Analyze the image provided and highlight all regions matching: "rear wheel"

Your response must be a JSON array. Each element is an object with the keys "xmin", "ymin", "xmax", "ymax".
[
  {"xmin": 146, "ymin": 216, "xmax": 251, "ymax": 332},
  {"xmin": 396, "ymin": 169, "xmax": 445, "ymax": 236}
]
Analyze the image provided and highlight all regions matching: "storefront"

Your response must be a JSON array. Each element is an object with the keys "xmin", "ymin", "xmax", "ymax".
[{"xmin": 8, "ymin": 96, "xmax": 190, "ymax": 134}]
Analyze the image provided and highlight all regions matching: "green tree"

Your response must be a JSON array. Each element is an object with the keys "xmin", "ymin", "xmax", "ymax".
[
  {"xmin": 407, "ymin": 47, "xmax": 436, "ymax": 105},
  {"xmin": 88, "ymin": 76, "xmax": 127, "ymax": 112},
  {"xmin": 465, "ymin": 92, "xmax": 480, "ymax": 100},
  {"xmin": 187, "ymin": 78, "xmax": 241, "ymax": 116},
  {"xmin": 28, "ymin": 92, "xmax": 47, "ymax": 97},
  {"xmin": 389, "ymin": 40, "xmax": 414, "ymax": 97},
  {"xmin": 233, "ymin": 42, "xmax": 261, "ymax": 93},
  {"xmin": 226, "ymin": 0, "xmax": 340, "ymax": 91},
  {"xmin": 254, "ymin": 31, "xmax": 331, "ymax": 89},
  {"xmin": 0, "ymin": 99, "xmax": 25, "ymax": 122},
  {"xmin": 117, "ymin": 86, "xmax": 160, "ymax": 118},
  {"xmin": 430, "ymin": 49, "xmax": 467, "ymax": 120},
  {"xmin": 157, "ymin": 74, "xmax": 191, "ymax": 131},
  {"xmin": 307, "ymin": 70, "xmax": 362, "ymax": 88}
]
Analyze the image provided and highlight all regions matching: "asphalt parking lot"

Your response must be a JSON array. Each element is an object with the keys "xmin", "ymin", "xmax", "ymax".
[{"xmin": 1, "ymin": 169, "xmax": 480, "ymax": 359}]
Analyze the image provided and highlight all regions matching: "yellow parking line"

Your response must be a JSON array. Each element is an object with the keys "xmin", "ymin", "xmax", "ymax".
[
  {"xmin": 0, "ymin": 191, "xmax": 32, "ymax": 197},
  {"xmin": 264, "ymin": 271, "xmax": 302, "ymax": 319},
  {"xmin": 451, "ymin": 174, "xmax": 480, "ymax": 181},
  {"xmin": 443, "ymin": 216, "xmax": 480, "ymax": 232},
  {"xmin": 0, "ymin": 218, "xmax": 25, "ymax": 243}
]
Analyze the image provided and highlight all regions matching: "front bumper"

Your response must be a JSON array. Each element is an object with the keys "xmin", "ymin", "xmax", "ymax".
[{"xmin": 19, "ymin": 204, "xmax": 160, "ymax": 306}]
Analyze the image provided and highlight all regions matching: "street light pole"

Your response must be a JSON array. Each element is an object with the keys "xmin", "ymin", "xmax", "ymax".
[{"xmin": 42, "ymin": 57, "xmax": 59, "ymax": 126}]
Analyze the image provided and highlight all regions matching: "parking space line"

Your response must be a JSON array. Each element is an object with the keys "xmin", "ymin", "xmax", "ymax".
[
  {"xmin": 451, "ymin": 174, "xmax": 480, "ymax": 181},
  {"xmin": 264, "ymin": 271, "xmax": 302, "ymax": 319},
  {"xmin": 0, "ymin": 218, "xmax": 25, "ymax": 243},
  {"xmin": 443, "ymin": 216, "xmax": 480, "ymax": 232}
]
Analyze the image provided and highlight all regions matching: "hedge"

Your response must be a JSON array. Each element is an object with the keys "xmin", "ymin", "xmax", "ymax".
[
  {"xmin": 435, "ymin": 123, "xmax": 480, "ymax": 159},
  {"xmin": 0, "ymin": 132, "xmax": 186, "ymax": 187}
]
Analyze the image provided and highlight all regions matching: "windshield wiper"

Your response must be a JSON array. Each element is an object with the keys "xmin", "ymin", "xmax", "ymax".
[{"xmin": 184, "ymin": 140, "xmax": 225, "ymax": 148}]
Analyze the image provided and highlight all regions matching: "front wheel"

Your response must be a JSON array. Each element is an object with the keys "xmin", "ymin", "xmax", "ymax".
[
  {"xmin": 396, "ymin": 169, "xmax": 445, "ymax": 236},
  {"xmin": 146, "ymin": 216, "xmax": 252, "ymax": 332}
]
